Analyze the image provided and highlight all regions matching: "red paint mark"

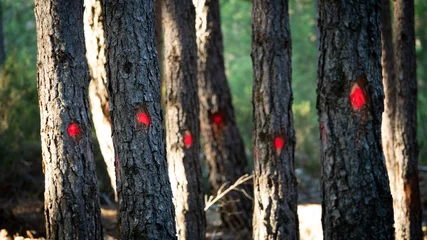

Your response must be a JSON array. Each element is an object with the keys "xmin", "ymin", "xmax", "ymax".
[
  {"xmin": 137, "ymin": 113, "xmax": 150, "ymax": 126},
  {"xmin": 274, "ymin": 137, "xmax": 284, "ymax": 150},
  {"xmin": 67, "ymin": 123, "xmax": 80, "ymax": 137},
  {"xmin": 254, "ymin": 150, "xmax": 258, "ymax": 160},
  {"xmin": 212, "ymin": 114, "xmax": 223, "ymax": 125},
  {"xmin": 350, "ymin": 85, "xmax": 365, "ymax": 109},
  {"xmin": 184, "ymin": 133, "xmax": 193, "ymax": 148},
  {"xmin": 321, "ymin": 122, "xmax": 326, "ymax": 144}
]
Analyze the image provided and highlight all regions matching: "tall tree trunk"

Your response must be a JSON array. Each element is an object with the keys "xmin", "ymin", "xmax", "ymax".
[
  {"xmin": 155, "ymin": 0, "xmax": 163, "ymax": 84},
  {"xmin": 390, "ymin": 0, "xmax": 423, "ymax": 238},
  {"xmin": 317, "ymin": 0, "xmax": 394, "ymax": 239},
  {"xmin": 251, "ymin": 0, "xmax": 298, "ymax": 239},
  {"xmin": 84, "ymin": 0, "xmax": 117, "ymax": 201},
  {"xmin": 380, "ymin": 0, "xmax": 396, "ymax": 205},
  {"xmin": 34, "ymin": 0, "xmax": 103, "ymax": 239},
  {"xmin": 193, "ymin": 0, "xmax": 252, "ymax": 233},
  {"xmin": 0, "ymin": 0, "xmax": 5, "ymax": 66},
  {"xmin": 163, "ymin": 0, "xmax": 205, "ymax": 239},
  {"xmin": 103, "ymin": 0, "xmax": 176, "ymax": 239}
]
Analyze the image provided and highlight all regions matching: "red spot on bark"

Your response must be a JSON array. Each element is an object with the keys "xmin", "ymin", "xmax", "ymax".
[
  {"xmin": 321, "ymin": 122, "xmax": 326, "ymax": 144},
  {"xmin": 67, "ymin": 123, "xmax": 80, "ymax": 137},
  {"xmin": 350, "ymin": 85, "xmax": 365, "ymax": 109},
  {"xmin": 274, "ymin": 137, "xmax": 284, "ymax": 150},
  {"xmin": 212, "ymin": 114, "xmax": 223, "ymax": 125},
  {"xmin": 137, "ymin": 113, "xmax": 150, "ymax": 126},
  {"xmin": 184, "ymin": 133, "xmax": 193, "ymax": 148}
]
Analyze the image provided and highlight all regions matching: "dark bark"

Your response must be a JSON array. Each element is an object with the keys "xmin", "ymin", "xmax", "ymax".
[
  {"xmin": 163, "ymin": 0, "xmax": 205, "ymax": 239},
  {"xmin": 35, "ymin": 0, "xmax": 103, "ymax": 239},
  {"xmin": 102, "ymin": 0, "xmax": 176, "ymax": 239},
  {"xmin": 194, "ymin": 0, "xmax": 252, "ymax": 233},
  {"xmin": 84, "ymin": 0, "xmax": 117, "ymax": 201},
  {"xmin": 317, "ymin": 0, "xmax": 394, "ymax": 239},
  {"xmin": 155, "ymin": 0, "xmax": 163, "ymax": 83},
  {"xmin": 0, "ymin": 1, "xmax": 5, "ymax": 66},
  {"xmin": 390, "ymin": 0, "xmax": 423, "ymax": 238},
  {"xmin": 251, "ymin": 0, "xmax": 298, "ymax": 239}
]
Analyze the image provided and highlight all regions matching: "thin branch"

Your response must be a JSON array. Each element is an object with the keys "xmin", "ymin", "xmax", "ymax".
[{"xmin": 204, "ymin": 174, "xmax": 253, "ymax": 211}]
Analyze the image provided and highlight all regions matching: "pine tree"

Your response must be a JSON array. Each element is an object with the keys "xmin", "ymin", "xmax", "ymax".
[
  {"xmin": 103, "ymin": 0, "xmax": 176, "ymax": 238},
  {"xmin": 194, "ymin": 0, "xmax": 252, "ymax": 233},
  {"xmin": 382, "ymin": 0, "xmax": 423, "ymax": 238},
  {"xmin": 251, "ymin": 0, "xmax": 298, "ymax": 238},
  {"xmin": 35, "ymin": 0, "xmax": 103, "ymax": 238},
  {"xmin": 317, "ymin": 0, "xmax": 394, "ymax": 239},
  {"xmin": 163, "ymin": 0, "xmax": 206, "ymax": 238}
]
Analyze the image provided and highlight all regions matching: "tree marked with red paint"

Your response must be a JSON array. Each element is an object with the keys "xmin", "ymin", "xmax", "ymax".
[
  {"xmin": 184, "ymin": 133, "xmax": 193, "ymax": 148},
  {"xmin": 137, "ymin": 112, "xmax": 150, "ymax": 126},
  {"xmin": 350, "ymin": 84, "xmax": 366, "ymax": 109},
  {"xmin": 67, "ymin": 123, "xmax": 81, "ymax": 137}
]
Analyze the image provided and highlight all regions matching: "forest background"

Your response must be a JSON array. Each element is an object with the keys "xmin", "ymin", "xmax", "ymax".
[{"xmin": 0, "ymin": 0, "xmax": 426, "ymax": 206}]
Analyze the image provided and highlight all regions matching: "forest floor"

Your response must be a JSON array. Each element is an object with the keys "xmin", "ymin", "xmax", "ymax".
[{"xmin": 0, "ymin": 159, "xmax": 426, "ymax": 240}]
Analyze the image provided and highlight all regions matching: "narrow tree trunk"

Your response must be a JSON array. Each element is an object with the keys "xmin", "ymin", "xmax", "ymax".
[
  {"xmin": 0, "ymin": 1, "xmax": 5, "ymax": 66},
  {"xmin": 35, "ymin": 0, "xmax": 103, "ymax": 239},
  {"xmin": 380, "ymin": 0, "xmax": 397, "ymax": 204},
  {"xmin": 155, "ymin": 0, "xmax": 163, "ymax": 83},
  {"xmin": 103, "ymin": 0, "xmax": 176, "ymax": 239},
  {"xmin": 163, "ymin": 0, "xmax": 205, "ymax": 239},
  {"xmin": 193, "ymin": 0, "xmax": 252, "ymax": 234},
  {"xmin": 390, "ymin": 0, "xmax": 423, "ymax": 238},
  {"xmin": 251, "ymin": 0, "xmax": 298, "ymax": 239},
  {"xmin": 84, "ymin": 0, "xmax": 117, "ymax": 201},
  {"xmin": 317, "ymin": 0, "xmax": 394, "ymax": 239}
]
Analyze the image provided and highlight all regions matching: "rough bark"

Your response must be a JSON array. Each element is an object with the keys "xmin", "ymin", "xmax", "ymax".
[
  {"xmin": 0, "ymin": 1, "xmax": 5, "ymax": 66},
  {"xmin": 317, "ymin": 0, "xmax": 394, "ymax": 239},
  {"xmin": 102, "ymin": 0, "xmax": 176, "ymax": 239},
  {"xmin": 155, "ymin": 0, "xmax": 163, "ymax": 83},
  {"xmin": 34, "ymin": 0, "xmax": 103, "ymax": 239},
  {"xmin": 83, "ymin": 0, "xmax": 117, "ymax": 201},
  {"xmin": 380, "ymin": 0, "xmax": 396, "ymax": 204},
  {"xmin": 193, "ymin": 0, "xmax": 252, "ymax": 233},
  {"xmin": 163, "ymin": 0, "xmax": 205, "ymax": 239},
  {"xmin": 390, "ymin": 0, "xmax": 423, "ymax": 238},
  {"xmin": 251, "ymin": 0, "xmax": 298, "ymax": 239}
]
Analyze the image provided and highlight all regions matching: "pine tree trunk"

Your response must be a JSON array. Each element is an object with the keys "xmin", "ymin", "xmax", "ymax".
[
  {"xmin": 155, "ymin": 0, "xmax": 163, "ymax": 83},
  {"xmin": 251, "ymin": 0, "xmax": 298, "ymax": 239},
  {"xmin": 83, "ymin": 0, "xmax": 117, "ymax": 201},
  {"xmin": 163, "ymin": 0, "xmax": 206, "ymax": 239},
  {"xmin": 0, "ymin": 1, "xmax": 5, "ymax": 66},
  {"xmin": 317, "ymin": 0, "xmax": 394, "ymax": 239},
  {"xmin": 35, "ymin": 0, "xmax": 103, "ymax": 239},
  {"xmin": 102, "ymin": 0, "xmax": 176, "ymax": 239},
  {"xmin": 390, "ymin": 0, "xmax": 423, "ymax": 238},
  {"xmin": 193, "ymin": 0, "xmax": 252, "ymax": 233},
  {"xmin": 380, "ymin": 0, "xmax": 397, "ymax": 201}
]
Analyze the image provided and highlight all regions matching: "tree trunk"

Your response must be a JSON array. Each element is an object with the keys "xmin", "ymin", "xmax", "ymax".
[
  {"xmin": 102, "ymin": 0, "xmax": 176, "ymax": 239},
  {"xmin": 251, "ymin": 0, "xmax": 298, "ymax": 239},
  {"xmin": 0, "ymin": 0, "xmax": 5, "ymax": 66},
  {"xmin": 155, "ymin": 0, "xmax": 163, "ymax": 83},
  {"xmin": 83, "ymin": 0, "xmax": 117, "ymax": 201},
  {"xmin": 163, "ymin": 0, "xmax": 205, "ymax": 239},
  {"xmin": 34, "ymin": 0, "xmax": 103, "ymax": 239},
  {"xmin": 193, "ymin": 0, "xmax": 252, "ymax": 233},
  {"xmin": 390, "ymin": 0, "xmax": 423, "ymax": 238},
  {"xmin": 317, "ymin": 0, "xmax": 394, "ymax": 239},
  {"xmin": 380, "ymin": 0, "xmax": 396, "ymax": 205}
]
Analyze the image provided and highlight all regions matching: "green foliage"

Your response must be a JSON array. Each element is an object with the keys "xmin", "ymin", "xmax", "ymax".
[
  {"xmin": 415, "ymin": 0, "xmax": 427, "ymax": 165},
  {"xmin": 0, "ymin": 0, "xmax": 39, "ymax": 165}
]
